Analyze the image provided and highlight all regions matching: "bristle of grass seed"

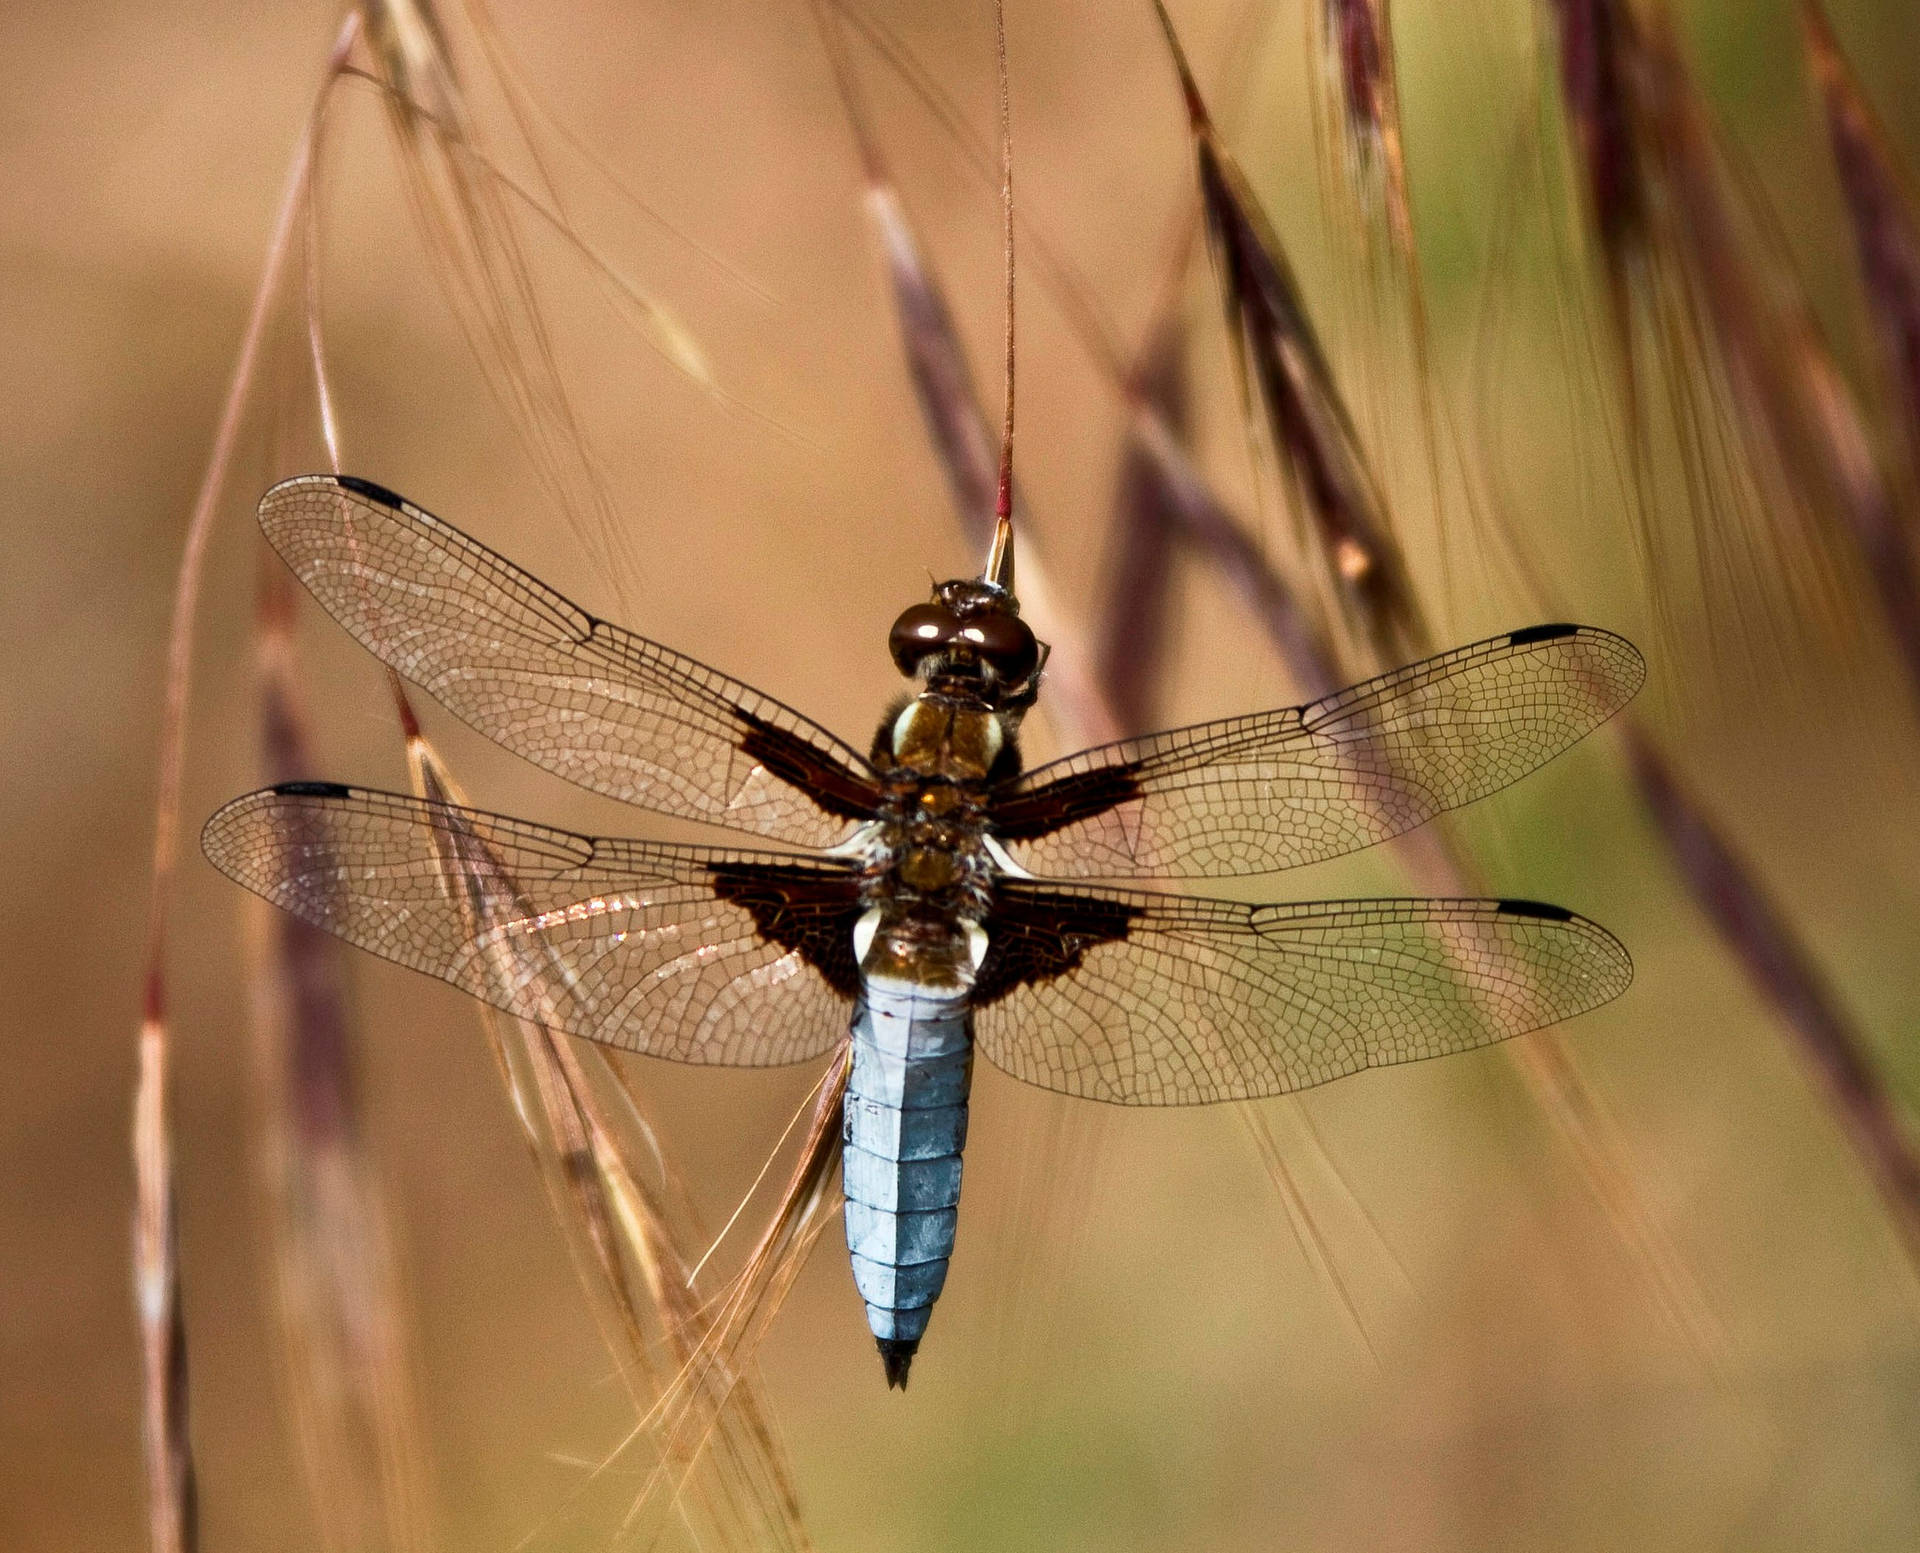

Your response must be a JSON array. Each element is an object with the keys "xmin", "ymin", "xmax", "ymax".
[{"xmin": 402, "ymin": 738, "xmax": 809, "ymax": 1548}]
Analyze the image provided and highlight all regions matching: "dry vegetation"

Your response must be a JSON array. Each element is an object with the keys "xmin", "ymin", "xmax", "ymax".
[{"xmin": 5, "ymin": 0, "xmax": 1920, "ymax": 1548}]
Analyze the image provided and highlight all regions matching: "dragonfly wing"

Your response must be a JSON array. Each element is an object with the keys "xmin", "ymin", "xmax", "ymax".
[
  {"xmin": 203, "ymin": 783, "xmax": 861, "ymax": 1067},
  {"xmin": 992, "ymin": 625, "xmax": 1644, "ymax": 879},
  {"xmin": 972, "ymin": 881, "xmax": 1632, "ymax": 1104},
  {"xmin": 258, "ymin": 475, "xmax": 882, "ymax": 849}
]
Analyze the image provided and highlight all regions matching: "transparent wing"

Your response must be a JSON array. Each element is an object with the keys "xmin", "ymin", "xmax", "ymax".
[
  {"xmin": 203, "ymin": 782, "xmax": 861, "ymax": 1067},
  {"xmin": 992, "ymin": 625, "xmax": 1644, "ymax": 879},
  {"xmin": 973, "ymin": 882, "xmax": 1632, "ymax": 1104},
  {"xmin": 258, "ymin": 475, "xmax": 881, "ymax": 848}
]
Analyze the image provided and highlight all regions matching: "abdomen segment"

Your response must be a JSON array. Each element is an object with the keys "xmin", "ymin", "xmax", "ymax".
[{"xmin": 843, "ymin": 977, "xmax": 973, "ymax": 1388}]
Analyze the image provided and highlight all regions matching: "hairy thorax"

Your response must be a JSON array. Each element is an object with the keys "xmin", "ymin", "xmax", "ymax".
[{"xmin": 856, "ymin": 693, "xmax": 1015, "ymax": 937}]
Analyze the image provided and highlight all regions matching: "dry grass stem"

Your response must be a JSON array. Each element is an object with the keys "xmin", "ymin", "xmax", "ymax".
[
  {"xmin": 134, "ymin": 1004, "xmax": 198, "ymax": 1553},
  {"xmin": 133, "ymin": 20, "xmax": 364, "ymax": 1550}
]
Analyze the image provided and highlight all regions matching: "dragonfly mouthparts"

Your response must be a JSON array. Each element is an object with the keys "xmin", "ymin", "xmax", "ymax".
[{"xmin": 878, "ymin": 1337, "xmax": 917, "ymax": 1390}]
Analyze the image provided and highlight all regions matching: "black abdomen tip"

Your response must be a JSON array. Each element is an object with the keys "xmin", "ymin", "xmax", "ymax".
[{"xmin": 878, "ymin": 1338, "xmax": 917, "ymax": 1390}]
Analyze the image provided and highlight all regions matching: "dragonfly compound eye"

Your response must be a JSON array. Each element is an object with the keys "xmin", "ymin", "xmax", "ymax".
[
  {"xmin": 955, "ymin": 611, "xmax": 1039, "ymax": 686},
  {"xmin": 889, "ymin": 602, "xmax": 960, "ymax": 676}
]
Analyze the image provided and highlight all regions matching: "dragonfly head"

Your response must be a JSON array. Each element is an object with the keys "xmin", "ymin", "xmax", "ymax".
[{"xmin": 887, "ymin": 575, "xmax": 1043, "ymax": 710}]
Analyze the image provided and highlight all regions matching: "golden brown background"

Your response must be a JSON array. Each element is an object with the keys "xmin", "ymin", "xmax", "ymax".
[{"xmin": 6, "ymin": 0, "xmax": 1920, "ymax": 1548}]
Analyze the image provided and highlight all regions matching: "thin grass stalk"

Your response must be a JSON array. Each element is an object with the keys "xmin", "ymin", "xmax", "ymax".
[
  {"xmin": 252, "ymin": 566, "xmax": 433, "ymax": 1553},
  {"xmin": 133, "ymin": 21, "xmax": 362, "ymax": 1550},
  {"xmin": 134, "ymin": 1001, "xmax": 197, "ymax": 1553},
  {"xmin": 1800, "ymin": 3, "xmax": 1920, "ymax": 491}
]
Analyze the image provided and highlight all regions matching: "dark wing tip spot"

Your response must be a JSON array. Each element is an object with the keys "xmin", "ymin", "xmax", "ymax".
[
  {"xmin": 1497, "ymin": 898, "xmax": 1575, "ymax": 922},
  {"xmin": 1506, "ymin": 622, "xmax": 1580, "ymax": 647},
  {"xmin": 271, "ymin": 780, "xmax": 355, "ymax": 799},
  {"xmin": 334, "ymin": 474, "xmax": 409, "ymax": 509}
]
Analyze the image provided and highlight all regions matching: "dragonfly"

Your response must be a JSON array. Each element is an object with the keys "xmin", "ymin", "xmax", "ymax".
[{"xmin": 204, "ymin": 473, "xmax": 1643, "ymax": 1388}]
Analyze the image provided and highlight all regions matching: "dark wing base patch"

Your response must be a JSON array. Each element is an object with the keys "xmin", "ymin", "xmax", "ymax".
[
  {"xmin": 708, "ymin": 862, "xmax": 866, "ymax": 999},
  {"xmin": 974, "ymin": 885, "xmax": 1143, "ymax": 1006}
]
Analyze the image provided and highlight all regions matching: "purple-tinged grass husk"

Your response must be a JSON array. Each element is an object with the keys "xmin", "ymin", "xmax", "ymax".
[
  {"xmin": 1631, "ymin": 11, "xmax": 1920, "ymax": 709},
  {"xmin": 1152, "ymin": 0, "xmax": 1429, "ymax": 671},
  {"xmin": 1544, "ymin": 0, "xmax": 1920, "ymax": 712},
  {"xmin": 1549, "ymin": 0, "xmax": 1645, "ymax": 308},
  {"xmin": 252, "ymin": 567, "xmax": 434, "ymax": 1553},
  {"xmin": 1801, "ymin": 3, "xmax": 1920, "ymax": 493},
  {"xmin": 1320, "ymin": 0, "xmax": 1416, "ymax": 264},
  {"xmin": 135, "ymin": 994, "xmax": 199, "ymax": 1553}
]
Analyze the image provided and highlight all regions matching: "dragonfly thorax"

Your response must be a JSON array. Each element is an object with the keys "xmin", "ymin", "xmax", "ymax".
[{"xmin": 886, "ymin": 695, "xmax": 1007, "ymax": 778}]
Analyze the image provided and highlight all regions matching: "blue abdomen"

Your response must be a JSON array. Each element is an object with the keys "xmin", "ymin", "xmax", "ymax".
[{"xmin": 843, "ymin": 976, "xmax": 973, "ymax": 1388}]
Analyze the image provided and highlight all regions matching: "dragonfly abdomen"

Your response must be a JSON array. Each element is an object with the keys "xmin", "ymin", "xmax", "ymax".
[{"xmin": 843, "ymin": 975, "xmax": 973, "ymax": 1389}]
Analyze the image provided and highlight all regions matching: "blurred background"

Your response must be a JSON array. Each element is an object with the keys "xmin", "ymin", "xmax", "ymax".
[{"xmin": 6, "ymin": 0, "xmax": 1920, "ymax": 1548}]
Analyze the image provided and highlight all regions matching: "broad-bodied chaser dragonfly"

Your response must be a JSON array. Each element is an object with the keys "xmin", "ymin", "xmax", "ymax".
[{"xmin": 204, "ymin": 475, "xmax": 1642, "ymax": 1387}]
